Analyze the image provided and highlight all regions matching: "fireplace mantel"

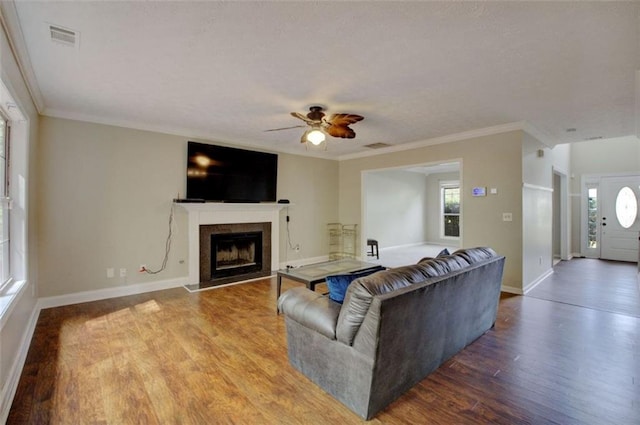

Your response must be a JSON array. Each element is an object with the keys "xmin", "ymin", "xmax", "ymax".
[
  {"xmin": 176, "ymin": 202, "xmax": 288, "ymax": 213},
  {"xmin": 176, "ymin": 202, "xmax": 287, "ymax": 286}
]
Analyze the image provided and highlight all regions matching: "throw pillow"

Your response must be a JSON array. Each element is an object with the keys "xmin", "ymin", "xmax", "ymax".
[
  {"xmin": 437, "ymin": 248, "xmax": 450, "ymax": 257},
  {"xmin": 326, "ymin": 267, "xmax": 384, "ymax": 304}
]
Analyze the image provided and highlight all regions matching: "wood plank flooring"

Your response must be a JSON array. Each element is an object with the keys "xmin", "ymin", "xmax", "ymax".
[
  {"xmin": 526, "ymin": 258, "xmax": 640, "ymax": 317},
  {"xmin": 8, "ymin": 264, "xmax": 640, "ymax": 424}
]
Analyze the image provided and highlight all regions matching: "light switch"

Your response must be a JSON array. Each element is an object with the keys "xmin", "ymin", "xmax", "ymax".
[
  {"xmin": 502, "ymin": 213, "xmax": 513, "ymax": 222},
  {"xmin": 490, "ymin": 188, "xmax": 498, "ymax": 195}
]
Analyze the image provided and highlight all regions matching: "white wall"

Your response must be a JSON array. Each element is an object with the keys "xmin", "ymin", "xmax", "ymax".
[
  {"xmin": 569, "ymin": 136, "xmax": 640, "ymax": 254},
  {"xmin": 521, "ymin": 136, "xmax": 571, "ymax": 291},
  {"xmin": 363, "ymin": 169, "xmax": 428, "ymax": 249}
]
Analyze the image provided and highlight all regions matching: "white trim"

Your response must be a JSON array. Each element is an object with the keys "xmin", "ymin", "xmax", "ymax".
[
  {"xmin": 0, "ymin": 293, "xmax": 39, "ymax": 425},
  {"xmin": 279, "ymin": 255, "xmax": 330, "ymax": 270},
  {"xmin": 339, "ymin": 121, "xmax": 527, "ymax": 161},
  {"xmin": 37, "ymin": 277, "xmax": 185, "ymax": 310},
  {"xmin": 440, "ymin": 180, "xmax": 460, "ymax": 239},
  {"xmin": 523, "ymin": 268, "xmax": 554, "ymax": 294},
  {"xmin": 500, "ymin": 285, "xmax": 523, "ymax": 295},
  {"xmin": 183, "ymin": 274, "xmax": 274, "ymax": 293},
  {"xmin": 176, "ymin": 202, "xmax": 286, "ymax": 286},
  {"xmin": 0, "ymin": 279, "xmax": 27, "ymax": 331},
  {"xmin": 522, "ymin": 182, "xmax": 554, "ymax": 192},
  {"xmin": 0, "ymin": 2, "xmax": 45, "ymax": 113}
]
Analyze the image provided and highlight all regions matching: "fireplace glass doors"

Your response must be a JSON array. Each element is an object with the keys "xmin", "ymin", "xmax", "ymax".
[
  {"xmin": 198, "ymin": 222, "xmax": 272, "ymax": 287},
  {"xmin": 211, "ymin": 232, "xmax": 262, "ymax": 278}
]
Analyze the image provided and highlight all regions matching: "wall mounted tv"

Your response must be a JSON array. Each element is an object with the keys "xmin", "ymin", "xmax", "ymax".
[{"xmin": 186, "ymin": 141, "xmax": 278, "ymax": 203}]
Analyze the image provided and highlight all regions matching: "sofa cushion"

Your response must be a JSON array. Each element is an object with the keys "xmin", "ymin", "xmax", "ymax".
[
  {"xmin": 326, "ymin": 266, "xmax": 385, "ymax": 303},
  {"xmin": 336, "ymin": 247, "xmax": 497, "ymax": 346},
  {"xmin": 453, "ymin": 247, "xmax": 498, "ymax": 264},
  {"xmin": 278, "ymin": 287, "xmax": 342, "ymax": 339}
]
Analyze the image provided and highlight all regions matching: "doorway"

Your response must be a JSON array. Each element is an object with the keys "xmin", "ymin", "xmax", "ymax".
[
  {"xmin": 361, "ymin": 161, "xmax": 461, "ymax": 263},
  {"xmin": 581, "ymin": 174, "xmax": 640, "ymax": 262}
]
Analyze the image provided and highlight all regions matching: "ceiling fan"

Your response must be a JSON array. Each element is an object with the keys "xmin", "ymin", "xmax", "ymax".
[{"xmin": 266, "ymin": 106, "xmax": 364, "ymax": 146}]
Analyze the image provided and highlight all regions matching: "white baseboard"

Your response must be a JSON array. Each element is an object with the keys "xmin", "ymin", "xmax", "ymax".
[
  {"xmin": 279, "ymin": 255, "xmax": 329, "ymax": 270},
  {"xmin": 1, "ymin": 291, "xmax": 40, "ymax": 425},
  {"xmin": 500, "ymin": 285, "xmax": 523, "ymax": 295},
  {"xmin": 523, "ymin": 268, "xmax": 554, "ymax": 294},
  {"xmin": 37, "ymin": 277, "xmax": 186, "ymax": 310},
  {"xmin": 381, "ymin": 241, "xmax": 454, "ymax": 251}
]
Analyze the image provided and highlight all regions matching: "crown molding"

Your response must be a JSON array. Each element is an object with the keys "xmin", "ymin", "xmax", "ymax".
[
  {"xmin": 0, "ymin": 1, "xmax": 45, "ymax": 114},
  {"xmin": 337, "ymin": 121, "xmax": 530, "ymax": 161}
]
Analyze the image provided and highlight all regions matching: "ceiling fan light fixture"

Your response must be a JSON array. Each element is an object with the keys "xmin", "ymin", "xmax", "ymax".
[{"xmin": 306, "ymin": 128, "xmax": 326, "ymax": 145}]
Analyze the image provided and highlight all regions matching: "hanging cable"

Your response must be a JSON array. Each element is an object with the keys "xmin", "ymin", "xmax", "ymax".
[
  {"xmin": 286, "ymin": 207, "xmax": 295, "ymax": 250},
  {"xmin": 141, "ymin": 203, "xmax": 174, "ymax": 274}
]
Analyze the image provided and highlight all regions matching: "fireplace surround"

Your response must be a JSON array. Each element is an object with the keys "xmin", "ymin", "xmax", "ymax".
[
  {"xmin": 177, "ymin": 202, "xmax": 285, "ymax": 291},
  {"xmin": 199, "ymin": 222, "xmax": 271, "ymax": 286}
]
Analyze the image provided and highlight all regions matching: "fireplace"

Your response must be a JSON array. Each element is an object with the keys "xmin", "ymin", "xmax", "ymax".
[
  {"xmin": 198, "ymin": 222, "xmax": 272, "ymax": 288},
  {"xmin": 176, "ymin": 202, "xmax": 285, "ymax": 291},
  {"xmin": 211, "ymin": 231, "xmax": 262, "ymax": 278}
]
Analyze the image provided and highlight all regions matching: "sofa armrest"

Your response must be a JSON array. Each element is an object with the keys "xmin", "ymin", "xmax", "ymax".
[{"xmin": 278, "ymin": 287, "xmax": 342, "ymax": 340}]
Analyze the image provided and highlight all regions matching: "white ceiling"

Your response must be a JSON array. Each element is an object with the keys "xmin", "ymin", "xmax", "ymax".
[{"xmin": 3, "ymin": 1, "xmax": 639, "ymax": 159}]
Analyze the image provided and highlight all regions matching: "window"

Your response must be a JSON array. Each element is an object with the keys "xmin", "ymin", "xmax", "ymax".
[
  {"xmin": 0, "ymin": 113, "xmax": 8, "ymax": 285},
  {"xmin": 587, "ymin": 187, "xmax": 598, "ymax": 248},
  {"xmin": 441, "ymin": 182, "xmax": 460, "ymax": 238},
  {"xmin": 615, "ymin": 186, "xmax": 637, "ymax": 229}
]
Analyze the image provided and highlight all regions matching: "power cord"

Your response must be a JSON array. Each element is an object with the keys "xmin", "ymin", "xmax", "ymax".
[
  {"xmin": 140, "ymin": 203, "xmax": 174, "ymax": 274},
  {"xmin": 286, "ymin": 206, "xmax": 299, "ymax": 251}
]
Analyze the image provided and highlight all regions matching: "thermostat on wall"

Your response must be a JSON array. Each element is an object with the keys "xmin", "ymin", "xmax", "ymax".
[{"xmin": 472, "ymin": 187, "xmax": 487, "ymax": 197}]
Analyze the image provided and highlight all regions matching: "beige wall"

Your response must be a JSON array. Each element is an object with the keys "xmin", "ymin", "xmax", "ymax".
[
  {"xmin": 36, "ymin": 117, "xmax": 338, "ymax": 297},
  {"xmin": 338, "ymin": 130, "xmax": 524, "ymax": 291},
  {"xmin": 276, "ymin": 152, "xmax": 339, "ymax": 264}
]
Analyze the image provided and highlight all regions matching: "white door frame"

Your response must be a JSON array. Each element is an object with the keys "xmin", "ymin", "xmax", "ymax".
[
  {"xmin": 580, "ymin": 172, "xmax": 640, "ymax": 258},
  {"xmin": 552, "ymin": 168, "xmax": 570, "ymax": 261}
]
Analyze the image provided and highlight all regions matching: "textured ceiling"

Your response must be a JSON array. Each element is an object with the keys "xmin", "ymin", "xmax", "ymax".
[{"xmin": 3, "ymin": 1, "xmax": 640, "ymax": 159}]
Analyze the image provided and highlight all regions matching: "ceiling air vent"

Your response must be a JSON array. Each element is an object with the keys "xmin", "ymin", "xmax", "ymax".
[
  {"xmin": 364, "ymin": 143, "xmax": 391, "ymax": 149},
  {"xmin": 48, "ymin": 24, "xmax": 78, "ymax": 47}
]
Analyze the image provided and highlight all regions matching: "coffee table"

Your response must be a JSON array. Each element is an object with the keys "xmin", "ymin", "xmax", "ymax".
[{"xmin": 276, "ymin": 259, "xmax": 382, "ymax": 313}]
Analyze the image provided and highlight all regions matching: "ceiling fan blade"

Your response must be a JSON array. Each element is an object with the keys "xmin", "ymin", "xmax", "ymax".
[
  {"xmin": 328, "ymin": 113, "xmax": 364, "ymax": 127},
  {"xmin": 326, "ymin": 124, "xmax": 357, "ymax": 139},
  {"xmin": 264, "ymin": 125, "xmax": 306, "ymax": 132},
  {"xmin": 300, "ymin": 129, "xmax": 310, "ymax": 144},
  {"xmin": 291, "ymin": 112, "xmax": 316, "ymax": 125},
  {"xmin": 325, "ymin": 113, "xmax": 363, "ymax": 138}
]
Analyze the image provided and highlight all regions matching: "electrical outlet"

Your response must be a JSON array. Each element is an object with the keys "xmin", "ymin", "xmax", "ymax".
[
  {"xmin": 106, "ymin": 268, "xmax": 114, "ymax": 278},
  {"xmin": 119, "ymin": 268, "xmax": 127, "ymax": 278},
  {"xmin": 502, "ymin": 212, "xmax": 513, "ymax": 222}
]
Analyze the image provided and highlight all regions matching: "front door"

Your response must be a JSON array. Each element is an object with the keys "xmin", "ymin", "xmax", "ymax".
[{"xmin": 600, "ymin": 176, "xmax": 640, "ymax": 262}]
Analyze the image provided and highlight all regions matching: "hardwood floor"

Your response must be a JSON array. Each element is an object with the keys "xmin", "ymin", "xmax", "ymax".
[
  {"xmin": 8, "ymin": 268, "xmax": 640, "ymax": 424},
  {"xmin": 527, "ymin": 258, "xmax": 640, "ymax": 317}
]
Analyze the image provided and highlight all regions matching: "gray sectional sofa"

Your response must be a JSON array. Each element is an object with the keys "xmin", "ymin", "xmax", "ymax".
[{"xmin": 277, "ymin": 247, "xmax": 505, "ymax": 420}]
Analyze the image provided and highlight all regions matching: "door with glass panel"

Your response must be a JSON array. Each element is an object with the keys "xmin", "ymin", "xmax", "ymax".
[{"xmin": 599, "ymin": 176, "xmax": 640, "ymax": 262}]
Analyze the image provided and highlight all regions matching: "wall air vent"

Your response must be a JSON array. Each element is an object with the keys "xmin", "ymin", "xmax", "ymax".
[
  {"xmin": 48, "ymin": 24, "xmax": 79, "ymax": 47},
  {"xmin": 364, "ymin": 143, "xmax": 391, "ymax": 149}
]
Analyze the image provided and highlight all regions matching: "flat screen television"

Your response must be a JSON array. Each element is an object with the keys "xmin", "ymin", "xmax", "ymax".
[{"xmin": 186, "ymin": 141, "xmax": 278, "ymax": 202}]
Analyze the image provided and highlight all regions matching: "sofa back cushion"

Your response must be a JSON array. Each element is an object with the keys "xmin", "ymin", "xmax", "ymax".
[
  {"xmin": 335, "ymin": 247, "xmax": 498, "ymax": 346},
  {"xmin": 326, "ymin": 266, "xmax": 386, "ymax": 303}
]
